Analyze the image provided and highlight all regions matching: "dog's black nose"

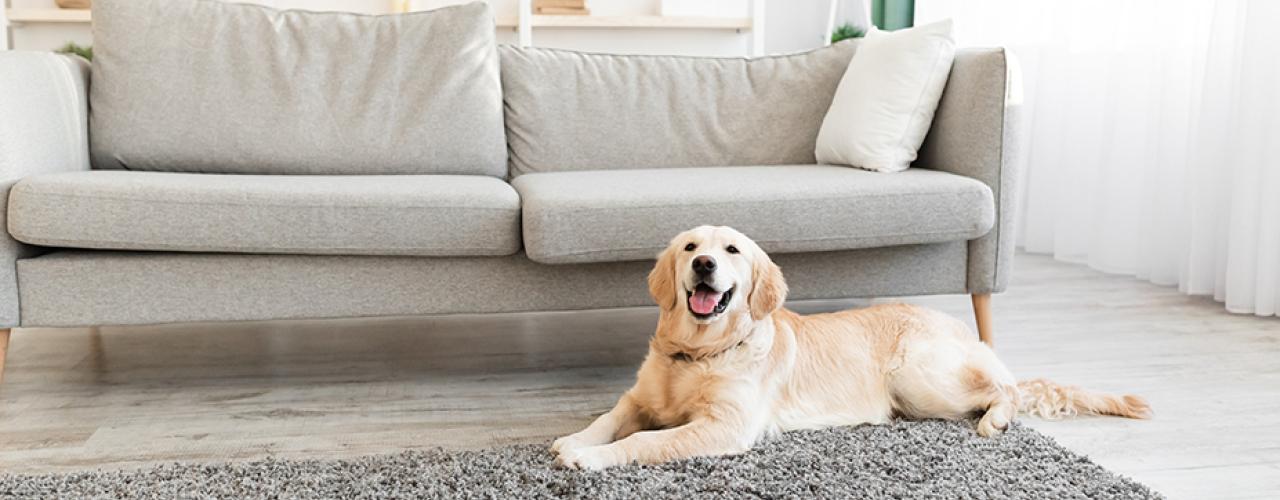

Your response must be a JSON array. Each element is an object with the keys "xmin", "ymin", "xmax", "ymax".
[{"xmin": 692, "ymin": 255, "xmax": 717, "ymax": 276}]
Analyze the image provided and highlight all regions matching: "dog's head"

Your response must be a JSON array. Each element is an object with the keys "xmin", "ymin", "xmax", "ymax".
[{"xmin": 648, "ymin": 226, "xmax": 788, "ymax": 324}]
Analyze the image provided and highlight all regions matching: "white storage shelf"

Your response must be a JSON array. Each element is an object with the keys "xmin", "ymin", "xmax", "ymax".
[
  {"xmin": 3, "ymin": 3, "xmax": 762, "ymax": 55},
  {"xmin": 497, "ymin": 15, "xmax": 751, "ymax": 30},
  {"xmin": 4, "ymin": 9, "xmax": 749, "ymax": 30},
  {"xmin": 5, "ymin": 8, "xmax": 92, "ymax": 24},
  {"xmin": 512, "ymin": 0, "xmax": 763, "ymax": 55}
]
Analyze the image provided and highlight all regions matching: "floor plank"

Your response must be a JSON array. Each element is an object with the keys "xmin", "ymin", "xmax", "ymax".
[{"xmin": 0, "ymin": 253, "xmax": 1276, "ymax": 499}]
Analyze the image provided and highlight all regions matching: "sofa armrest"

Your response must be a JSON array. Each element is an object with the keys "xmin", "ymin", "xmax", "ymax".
[
  {"xmin": 914, "ymin": 48, "xmax": 1022, "ymax": 294},
  {"xmin": 0, "ymin": 52, "xmax": 92, "ymax": 326}
]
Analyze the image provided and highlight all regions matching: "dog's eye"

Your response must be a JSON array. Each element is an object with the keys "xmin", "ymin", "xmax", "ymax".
[
  {"xmin": 684, "ymin": 243, "xmax": 696, "ymax": 251},
  {"xmin": 726, "ymin": 245, "xmax": 739, "ymax": 254}
]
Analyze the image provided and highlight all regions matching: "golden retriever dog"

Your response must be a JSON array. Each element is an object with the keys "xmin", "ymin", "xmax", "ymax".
[{"xmin": 552, "ymin": 226, "xmax": 1150, "ymax": 470}]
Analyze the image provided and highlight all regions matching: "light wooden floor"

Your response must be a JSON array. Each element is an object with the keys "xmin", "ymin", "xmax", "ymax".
[{"xmin": 1, "ymin": 253, "xmax": 1277, "ymax": 499}]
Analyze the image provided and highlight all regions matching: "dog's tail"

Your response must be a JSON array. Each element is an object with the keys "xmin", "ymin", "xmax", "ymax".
[{"xmin": 1015, "ymin": 379, "xmax": 1151, "ymax": 420}]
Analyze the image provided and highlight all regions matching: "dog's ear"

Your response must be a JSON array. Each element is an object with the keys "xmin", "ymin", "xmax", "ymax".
[
  {"xmin": 748, "ymin": 250, "xmax": 788, "ymax": 321},
  {"xmin": 648, "ymin": 244, "xmax": 679, "ymax": 311}
]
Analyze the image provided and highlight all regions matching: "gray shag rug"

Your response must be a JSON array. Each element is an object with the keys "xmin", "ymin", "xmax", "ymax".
[{"xmin": 0, "ymin": 420, "xmax": 1160, "ymax": 499}]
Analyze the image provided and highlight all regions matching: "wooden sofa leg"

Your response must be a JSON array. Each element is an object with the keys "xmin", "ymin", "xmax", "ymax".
[
  {"xmin": 0, "ymin": 328, "xmax": 9, "ymax": 383},
  {"xmin": 971, "ymin": 294, "xmax": 994, "ymax": 347}
]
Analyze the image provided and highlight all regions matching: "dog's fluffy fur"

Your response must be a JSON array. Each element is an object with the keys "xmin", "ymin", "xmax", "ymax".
[{"xmin": 552, "ymin": 226, "xmax": 1150, "ymax": 469}]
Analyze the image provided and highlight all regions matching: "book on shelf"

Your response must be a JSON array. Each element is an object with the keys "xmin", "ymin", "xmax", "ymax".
[
  {"xmin": 533, "ymin": 0, "xmax": 586, "ymax": 9},
  {"xmin": 535, "ymin": 6, "xmax": 591, "ymax": 15}
]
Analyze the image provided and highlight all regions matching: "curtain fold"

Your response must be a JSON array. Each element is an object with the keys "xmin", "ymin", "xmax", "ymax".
[{"xmin": 917, "ymin": 0, "xmax": 1280, "ymax": 316}]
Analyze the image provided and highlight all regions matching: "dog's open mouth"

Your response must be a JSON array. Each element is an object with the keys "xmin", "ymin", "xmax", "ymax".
[{"xmin": 686, "ymin": 283, "xmax": 734, "ymax": 319}]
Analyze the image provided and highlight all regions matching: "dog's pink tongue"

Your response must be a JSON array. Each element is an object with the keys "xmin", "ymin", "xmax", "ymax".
[{"xmin": 689, "ymin": 289, "xmax": 723, "ymax": 315}]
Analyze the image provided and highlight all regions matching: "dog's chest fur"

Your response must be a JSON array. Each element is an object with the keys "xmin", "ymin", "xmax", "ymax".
[
  {"xmin": 635, "ymin": 352, "xmax": 762, "ymax": 428},
  {"xmin": 633, "ymin": 318, "xmax": 775, "ymax": 428}
]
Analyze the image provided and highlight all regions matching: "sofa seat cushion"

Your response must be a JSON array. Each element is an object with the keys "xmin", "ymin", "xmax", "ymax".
[
  {"xmin": 512, "ymin": 165, "xmax": 994, "ymax": 264},
  {"xmin": 7, "ymin": 171, "xmax": 521, "ymax": 256}
]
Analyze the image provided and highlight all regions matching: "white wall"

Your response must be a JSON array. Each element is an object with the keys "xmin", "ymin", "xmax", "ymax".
[{"xmin": 7, "ymin": 0, "xmax": 869, "ymax": 56}]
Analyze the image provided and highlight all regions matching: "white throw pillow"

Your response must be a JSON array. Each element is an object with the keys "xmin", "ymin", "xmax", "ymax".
[{"xmin": 815, "ymin": 19, "xmax": 956, "ymax": 173}]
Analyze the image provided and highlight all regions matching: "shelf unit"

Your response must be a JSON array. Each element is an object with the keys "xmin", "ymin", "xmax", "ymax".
[
  {"xmin": 2, "ymin": 2, "xmax": 93, "ymax": 50},
  {"xmin": 1, "ymin": 1, "xmax": 764, "ymax": 56},
  {"xmin": 4, "ymin": 8, "xmax": 91, "ymax": 24},
  {"xmin": 512, "ymin": 0, "xmax": 764, "ymax": 56},
  {"xmin": 3, "ymin": 7, "xmax": 754, "ymax": 30},
  {"xmin": 497, "ymin": 15, "xmax": 751, "ymax": 30}
]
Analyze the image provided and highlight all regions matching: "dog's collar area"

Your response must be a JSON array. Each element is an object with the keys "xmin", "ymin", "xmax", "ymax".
[{"xmin": 669, "ymin": 339, "xmax": 746, "ymax": 363}]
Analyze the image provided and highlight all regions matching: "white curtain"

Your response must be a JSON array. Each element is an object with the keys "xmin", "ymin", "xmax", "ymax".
[{"xmin": 918, "ymin": 0, "xmax": 1280, "ymax": 316}]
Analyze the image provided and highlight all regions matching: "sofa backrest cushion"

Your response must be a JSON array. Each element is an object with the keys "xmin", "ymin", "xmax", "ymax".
[
  {"xmin": 500, "ymin": 42, "xmax": 858, "ymax": 177},
  {"xmin": 89, "ymin": 0, "xmax": 506, "ymax": 176}
]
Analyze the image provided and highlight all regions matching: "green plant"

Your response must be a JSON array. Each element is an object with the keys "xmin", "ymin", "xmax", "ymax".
[
  {"xmin": 830, "ymin": 23, "xmax": 866, "ymax": 44},
  {"xmin": 55, "ymin": 42, "xmax": 93, "ymax": 61}
]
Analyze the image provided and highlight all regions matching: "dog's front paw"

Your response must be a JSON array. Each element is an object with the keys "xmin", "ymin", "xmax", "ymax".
[
  {"xmin": 555, "ymin": 446, "xmax": 617, "ymax": 470},
  {"xmin": 550, "ymin": 434, "xmax": 587, "ymax": 456}
]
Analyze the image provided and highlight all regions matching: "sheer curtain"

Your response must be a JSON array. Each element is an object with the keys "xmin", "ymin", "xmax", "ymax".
[{"xmin": 917, "ymin": 0, "xmax": 1280, "ymax": 316}]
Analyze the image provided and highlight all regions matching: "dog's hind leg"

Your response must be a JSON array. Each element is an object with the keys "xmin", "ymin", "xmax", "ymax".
[
  {"xmin": 963, "ymin": 347, "xmax": 1020, "ymax": 436},
  {"xmin": 888, "ymin": 335, "xmax": 1019, "ymax": 436}
]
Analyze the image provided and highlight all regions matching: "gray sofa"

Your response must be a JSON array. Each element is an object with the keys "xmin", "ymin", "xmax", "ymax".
[{"xmin": 0, "ymin": 1, "xmax": 1018, "ymax": 378}]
